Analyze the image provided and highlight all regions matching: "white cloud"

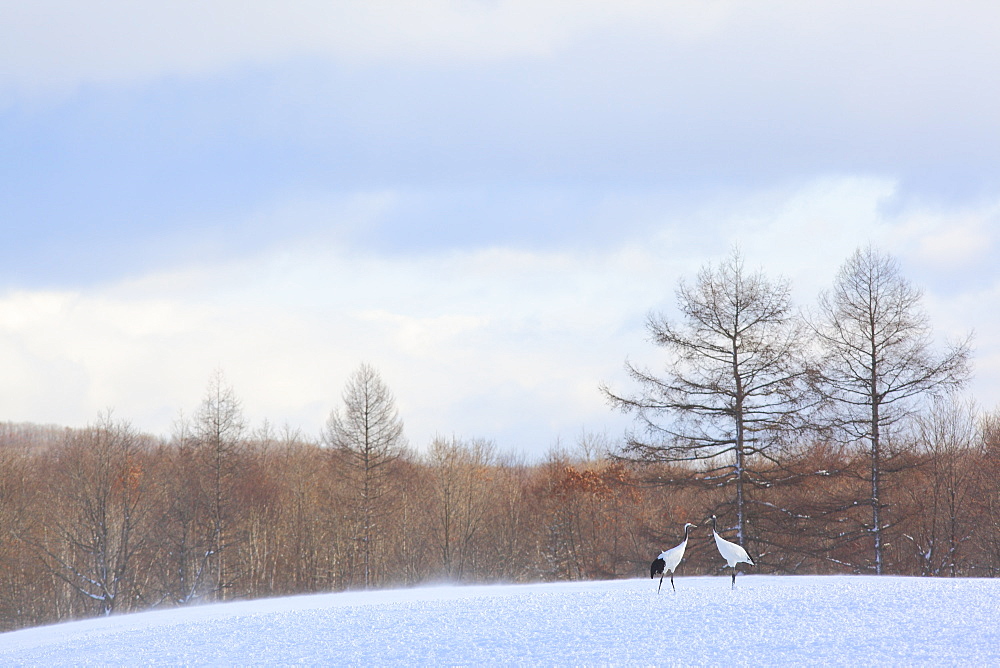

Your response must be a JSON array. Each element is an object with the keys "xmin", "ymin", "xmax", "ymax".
[
  {"xmin": 0, "ymin": 239, "xmax": 669, "ymax": 452},
  {"xmin": 0, "ymin": 0, "xmax": 730, "ymax": 98},
  {"xmin": 715, "ymin": 175, "xmax": 900, "ymax": 300},
  {"xmin": 891, "ymin": 204, "xmax": 1000, "ymax": 271},
  {"xmin": 6, "ymin": 1, "xmax": 999, "ymax": 116},
  {"xmin": 3, "ymin": 176, "xmax": 998, "ymax": 453}
]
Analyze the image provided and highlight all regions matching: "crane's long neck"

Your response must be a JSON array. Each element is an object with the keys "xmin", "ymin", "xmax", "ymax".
[{"xmin": 711, "ymin": 518, "xmax": 729, "ymax": 552}]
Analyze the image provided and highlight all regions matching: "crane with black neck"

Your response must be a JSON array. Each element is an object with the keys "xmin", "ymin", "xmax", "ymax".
[{"xmin": 650, "ymin": 522, "xmax": 697, "ymax": 593}]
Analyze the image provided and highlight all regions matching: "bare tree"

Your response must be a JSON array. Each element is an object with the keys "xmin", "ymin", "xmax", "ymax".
[
  {"xmin": 151, "ymin": 412, "xmax": 213, "ymax": 605},
  {"xmin": 37, "ymin": 413, "xmax": 148, "ymax": 616},
  {"xmin": 902, "ymin": 394, "xmax": 978, "ymax": 575},
  {"xmin": 482, "ymin": 452, "xmax": 533, "ymax": 582},
  {"xmin": 810, "ymin": 246, "xmax": 971, "ymax": 574},
  {"xmin": 603, "ymin": 248, "xmax": 813, "ymax": 550},
  {"xmin": 324, "ymin": 363, "xmax": 406, "ymax": 587},
  {"xmin": 194, "ymin": 370, "xmax": 247, "ymax": 599},
  {"xmin": 969, "ymin": 409, "xmax": 1000, "ymax": 575},
  {"xmin": 427, "ymin": 436, "xmax": 496, "ymax": 580}
]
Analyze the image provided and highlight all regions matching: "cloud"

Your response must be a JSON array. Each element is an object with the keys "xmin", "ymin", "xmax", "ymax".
[
  {"xmin": 715, "ymin": 176, "xmax": 900, "ymax": 298},
  {"xmin": 4, "ymin": 175, "xmax": 998, "ymax": 454},
  {"xmin": 0, "ymin": 1, "xmax": 725, "ymax": 97},
  {"xmin": 6, "ymin": 2, "xmax": 1000, "ymax": 151},
  {"xmin": 3, "ymin": 3, "xmax": 1000, "ymax": 452},
  {"xmin": 893, "ymin": 204, "xmax": 1000, "ymax": 273},
  {"xmin": 5, "ymin": 2, "xmax": 1000, "ymax": 286},
  {"xmin": 0, "ymin": 241, "xmax": 654, "ymax": 450}
]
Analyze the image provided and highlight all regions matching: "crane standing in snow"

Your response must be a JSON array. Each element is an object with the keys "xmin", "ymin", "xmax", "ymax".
[
  {"xmin": 650, "ymin": 523, "xmax": 697, "ymax": 593},
  {"xmin": 709, "ymin": 515, "xmax": 754, "ymax": 588}
]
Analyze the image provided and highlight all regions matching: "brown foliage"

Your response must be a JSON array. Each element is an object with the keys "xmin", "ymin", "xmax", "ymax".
[{"xmin": 1, "ymin": 414, "xmax": 999, "ymax": 633}]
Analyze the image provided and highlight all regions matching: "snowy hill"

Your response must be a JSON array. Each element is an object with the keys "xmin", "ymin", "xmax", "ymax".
[{"xmin": 2, "ymin": 576, "xmax": 998, "ymax": 665}]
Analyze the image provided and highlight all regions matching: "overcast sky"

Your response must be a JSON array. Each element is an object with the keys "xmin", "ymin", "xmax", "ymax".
[{"xmin": 2, "ymin": 1, "xmax": 998, "ymax": 458}]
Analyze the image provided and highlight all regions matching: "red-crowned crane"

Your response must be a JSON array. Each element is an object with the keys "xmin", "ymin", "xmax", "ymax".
[
  {"xmin": 709, "ymin": 515, "xmax": 754, "ymax": 588},
  {"xmin": 650, "ymin": 523, "xmax": 696, "ymax": 593}
]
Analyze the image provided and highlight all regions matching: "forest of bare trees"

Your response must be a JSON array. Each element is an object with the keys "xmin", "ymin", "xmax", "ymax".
[{"xmin": 1, "ymin": 246, "xmax": 997, "ymax": 633}]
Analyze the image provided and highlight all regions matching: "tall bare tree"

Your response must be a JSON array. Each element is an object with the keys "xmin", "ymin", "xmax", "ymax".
[
  {"xmin": 194, "ymin": 370, "xmax": 247, "ymax": 599},
  {"xmin": 324, "ymin": 363, "xmax": 406, "ymax": 587},
  {"xmin": 603, "ymin": 248, "xmax": 814, "ymax": 550},
  {"xmin": 811, "ymin": 246, "xmax": 971, "ymax": 574}
]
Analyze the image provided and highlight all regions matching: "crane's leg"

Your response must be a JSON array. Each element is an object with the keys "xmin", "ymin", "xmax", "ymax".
[
  {"xmin": 657, "ymin": 572, "xmax": 664, "ymax": 594},
  {"xmin": 731, "ymin": 568, "xmax": 736, "ymax": 589},
  {"xmin": 670, "ymin": 572, "xmax": 676, "ymax": 592}
]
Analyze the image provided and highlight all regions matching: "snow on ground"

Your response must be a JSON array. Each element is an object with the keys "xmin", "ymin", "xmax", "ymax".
[{"xmin": 1, "ymin": 575, "xmax": 998, "ymax": 665}]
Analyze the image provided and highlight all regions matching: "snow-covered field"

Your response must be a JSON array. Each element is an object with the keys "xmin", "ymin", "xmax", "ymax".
[{"xmin": 2, "ymin": 575, "xmax": 997, "ymax": 665}]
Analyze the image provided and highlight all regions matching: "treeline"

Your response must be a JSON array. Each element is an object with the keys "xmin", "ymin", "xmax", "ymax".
[{"xmin": 1, "ymin": 397, "xmax": 999, "ymax": 633}]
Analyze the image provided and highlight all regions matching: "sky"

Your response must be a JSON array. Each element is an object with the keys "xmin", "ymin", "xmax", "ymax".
[{"xmin": 1, "ymin": 1, "xmax": 999, "ymax": 458}]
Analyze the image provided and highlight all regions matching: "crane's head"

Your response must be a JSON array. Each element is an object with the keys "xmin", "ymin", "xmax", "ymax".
[{"xmin": 683, "ymin": 522, "xmax": 697, "ymax": 531}]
